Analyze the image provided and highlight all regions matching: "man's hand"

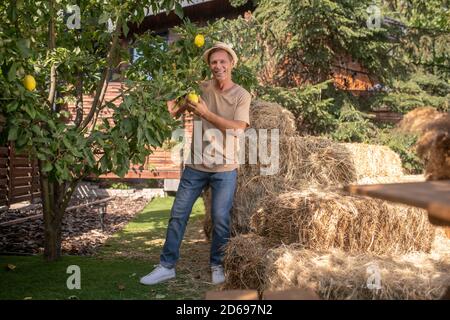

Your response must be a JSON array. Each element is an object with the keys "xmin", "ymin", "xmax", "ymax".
[
  {"xmin": 167, "ymin": 98, "xmax": 188, "ymax": 118},
  {"xmin": 186, "ymin": 96, "xmax": 247, "ymax": 132},
  {"xmin": 186, "ymin": 96, "xmax": 209, "ymax": 118}
]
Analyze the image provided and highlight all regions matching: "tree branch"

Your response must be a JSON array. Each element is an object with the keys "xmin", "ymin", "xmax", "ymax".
[
  {"xmin": 80, "ymin": 15, "xmax": 123, "ymax": 130},
  {"xmin": 74, "ymin": 70, "xmax": 84, "ymax": 127},
  {"xmin": 47, "ymin": 0, "xmax": 57, "ymax": 109}
]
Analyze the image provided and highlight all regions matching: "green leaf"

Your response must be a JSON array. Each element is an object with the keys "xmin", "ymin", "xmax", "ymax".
[
  {"xmin": 16, "ymin": 39, "xmax": 31, "ymax": 58},
  {"xmin": 98, "ymin": 12, "xmax": 110, "ymax": 25},
  {"xmin": 7, "ymin": 126, "xmax": 18, "ymax": 141},
  {"xmin": 62, "ymin": 136, "xmax": 72, "ymax": 150},
  {"xmin": 144, "ymin": 130, "xmax": 158, "ymax": 145},
  {"xmin": 36, "ymin": 152, "xmax": 47, "ymax": 161},
  {"xmin": 122, "ymin": 22, "xmax": 129, "ymax": 37},
  {"xmin": 7, "ymin": 3, "xmax": 17, "ymax": 22},
  {"xmin": 7, "ymin": 63, "xmax": 17, "ymax": 81},
  {"xmin": 102, "ymin": 119, "xmax": 111, "ymax": 129},
  {"xmin": 6, "ymin": 101, "xmax": 19, "ymax": 112},
  {"xmin": 24, "ymin": 104, "xmax": 36, "ymax": 119},
  {"xmin": 16, "ymin": 132, "xmax": 29, "ymax": 148},
  {"xmin": 174, "ymin": 3, "xmax": 184, "ymax": 19},
  {"xmin": 47, "ymin": 119, "xmax": 57, "ymax": 131},
  {"xmin": 31, "ymin": 125, "xmax": 42, "ymax": 136},
  {"xmin": 41, "ymin": 162, "xmax": 52, "ymax": 173}
]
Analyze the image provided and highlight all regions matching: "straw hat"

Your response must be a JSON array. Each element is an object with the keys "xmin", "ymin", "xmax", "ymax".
[{"xmin": 202, "ymin": 42, "xmax": 238, "ymax": 67}]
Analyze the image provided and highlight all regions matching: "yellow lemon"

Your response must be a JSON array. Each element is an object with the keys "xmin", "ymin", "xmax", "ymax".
[
  {"xmin": 187, "ymin": 92, "xmax": 199, "ymax": 104},
  {"xmin": 23, "ymin": 75, "xmax": 36, "ymax": 91},
  {"xmin": 194, "ymin": 34, "xmax": 205, "ymax": 48}
]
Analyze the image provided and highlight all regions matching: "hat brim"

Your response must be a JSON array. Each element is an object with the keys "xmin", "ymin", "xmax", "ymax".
[{"xmin": 203, "ymin": 44, "xmax": 238, "ymax": 67}]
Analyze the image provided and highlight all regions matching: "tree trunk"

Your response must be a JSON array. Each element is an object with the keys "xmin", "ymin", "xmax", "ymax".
[
  {"xmin": 39, "ymin": 161, "xmax": 77, "ymax": 261},
  {"xmin": 43, "ymin": 204, "xmax": 63, "ymax": 261}
]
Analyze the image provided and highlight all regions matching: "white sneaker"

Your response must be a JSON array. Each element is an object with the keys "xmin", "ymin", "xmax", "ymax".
[
  {"xmin": 211, "ymin": 265, "xmax": 225, "ymax": 285},
  {"xmin": 140, "ymin": 265, "xmax": 175, "ymax": 285}
]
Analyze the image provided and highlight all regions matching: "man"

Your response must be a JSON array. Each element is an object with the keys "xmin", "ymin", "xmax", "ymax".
[{"xmin": 140, "ymin": 42, "xmax": 251, "ymax": 285}]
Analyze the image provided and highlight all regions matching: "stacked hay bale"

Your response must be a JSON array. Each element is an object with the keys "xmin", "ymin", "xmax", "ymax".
[
  {"xmin": 224, "ymin": 233, "xmax": 450, "ymax": 299},
  {"xmin": 416, "ymin": 113, "xmax": 450, "ymax": 181},
  {"xmin": 395, "ymin": 107, "xmax": 445, "ymax": 134},
  {"xmin": 203, "ymin": 100, "xmax": 298, "ymax": 238},
  {"xmin": 250, "ymin": 190, "xmax": 434, "ymax": 255},
  {"xmin": 223, "ymin": 234, "xmax": 273, "ymax": 290},
  {"xmin": 264, "ymin": 245, "xmax": 450, "ymax": 300},
  {"xmin": 218, "ymin": 101, "xmax": 446, "ymax": 299},
  {"xmin": 396, "ymin": 107, "xmax": 450, "ymax": 180},
  {"xmin": 204, "ymin": 118, "xmax": 405, "ymax": 237}
]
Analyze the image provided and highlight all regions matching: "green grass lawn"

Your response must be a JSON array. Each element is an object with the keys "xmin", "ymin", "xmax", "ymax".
[{"xmin": 0, "ymin": 196, "xmax": 215, "ymax": 300}]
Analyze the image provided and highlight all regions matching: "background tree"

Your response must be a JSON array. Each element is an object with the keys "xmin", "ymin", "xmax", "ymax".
[{"xmin": 216, "ymin": 0, "xmax": 449, "ymax": 174}]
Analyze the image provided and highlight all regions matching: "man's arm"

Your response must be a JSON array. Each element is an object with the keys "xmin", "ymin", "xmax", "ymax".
[{"xmin": 186, "ymin": 97, "xmax": 248, "ymax": 132}]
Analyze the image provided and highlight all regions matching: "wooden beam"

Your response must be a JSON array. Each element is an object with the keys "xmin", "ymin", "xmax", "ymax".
[
  {"xmin": 205, "ymin": 290, "xmax": 259, "ymax": 300},
  {"xmin": 344, "ymin": 180, "xmax": 450, "ymax": 226}
]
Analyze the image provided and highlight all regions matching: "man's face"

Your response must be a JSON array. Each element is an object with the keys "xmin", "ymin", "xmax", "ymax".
[{"xmin": 209, "ymin": 50, "xmax": 233, "ymax": 82}]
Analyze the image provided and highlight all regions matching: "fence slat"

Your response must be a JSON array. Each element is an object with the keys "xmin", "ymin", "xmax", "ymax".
[
  {"xmin": 0, "ymin": 158, "xmax": 7, "ymax": 167},
  {"xmin": 10, "ymin": 176, "xmax": 32, "ymax": 186},
  {"xmin": 10, "ymin": 167, "xmax": 33, "ymax": 177},
  {"xmin": 12, "ymin": 158, "xmax": 33, "ymax": 167},
  {"xmin": 11, "ymin": 185, "xmax": 31, "ymax": 197},
  {"xmin": 10, "ymin": 194, "xmax": 32, "ymax": 203}
]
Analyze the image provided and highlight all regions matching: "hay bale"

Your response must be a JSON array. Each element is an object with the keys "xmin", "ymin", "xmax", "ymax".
[
  {"xmin": 265, "ymin": 246, "xmax": 450, "ymax": 300},
  {"xmin": 231, "ymin": 137, "xmax": 404, "ymax": 235},
  {"xmin": 417, "ymin": 131, "xmax": 450, "ymax": 180},
  {"xmin": 223, "ymin": 228, "xmax": 450, "ymax": 299},
  {"xmin": 279, "ymin": 136, "xmax": 357, "ymax": 186},
  {"xmin": 396, "ymin": 107, "xmax": 444, "ymax": 134},
  {"xmin": 397, "ymin": 109, "xmax": 450, "ymax": 180},
  {"xmin": 249, "ymin": 100, "xmax": 296, "ymax": 137},
  {"xmin": 223, "ymin": 234, "xmax": 274, "ymax": 290},
  {"xmin": 203, "ymin": 100, "xmax": 404, "ymax": 238},
  {"xmin": 202, "ymin": 100, "xmax": 295, "ymax": 238},
  {"xmin": 416, "ymin": 126, "xmax": 450, "ymax": 181},
  {"xmin": 341, "ymin": 142, "xmax": 404, "ymax": 178},
  {"xmin": 243, "ymin": 136, "xmax": 403, "ymax": 190},
  {"xmin": 250, "ymin": 189, "xmax": 435, "ymax": 254}
]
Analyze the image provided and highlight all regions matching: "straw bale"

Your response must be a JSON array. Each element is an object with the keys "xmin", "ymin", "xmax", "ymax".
[{"xmin": 250, "ymin": 189, "xmax": 435, "ymax": 254}]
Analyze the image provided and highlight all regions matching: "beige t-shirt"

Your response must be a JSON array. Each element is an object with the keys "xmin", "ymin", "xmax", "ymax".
[{"xmin": 185, "ymin": 80, "xmax": 251, "ymax": 172}]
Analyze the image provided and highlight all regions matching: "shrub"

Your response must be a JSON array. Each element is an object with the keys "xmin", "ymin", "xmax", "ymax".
[{"xmin": 370, "ymin": 129, "xmax": 423, "ymax": 174}]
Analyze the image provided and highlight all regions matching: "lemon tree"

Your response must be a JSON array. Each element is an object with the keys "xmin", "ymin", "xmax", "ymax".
[{"xmin": 2, "ymin": 0, "xmax": 250, "ymax": 261}]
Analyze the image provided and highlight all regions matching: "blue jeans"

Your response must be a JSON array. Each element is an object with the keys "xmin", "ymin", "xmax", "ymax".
[{"xmin": 160, "ymin": 166, "xmax": 238, "ymax": 269}]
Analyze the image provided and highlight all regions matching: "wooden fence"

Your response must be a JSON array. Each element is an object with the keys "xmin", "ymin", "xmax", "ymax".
[{"xmin": 0, "ymin": 143, "xmax": 40, "ymax": 208}]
